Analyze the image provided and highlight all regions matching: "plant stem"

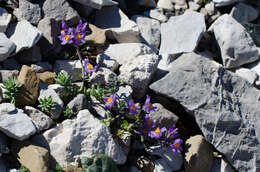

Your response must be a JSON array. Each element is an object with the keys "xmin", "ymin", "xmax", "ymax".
[{"xmin": 76, "ymin": 47, "xmax": 85, "ymax": 92}]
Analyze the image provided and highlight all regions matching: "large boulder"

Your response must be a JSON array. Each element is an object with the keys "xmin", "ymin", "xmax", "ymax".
[
  {"xmin": 0, "ymin": 7, "xmax": 12, "ymax": 32},
  {"xmin": 0, "ymin": 33, "xmax": 16, "ymax": 62},
  {"xmin": 159, "ymin": 11, "xmax": 205, "ymax": 55},
  {"xmin": 150, "ymin": 52, "xmax": 260, "ymax": 171},
  {"xmin": 31, "ymin": 110, "xmax": 127, "ymax": 168},
  {"xmin": 209, "ymin": 14, "xmax": 258, "ymax": 69}
]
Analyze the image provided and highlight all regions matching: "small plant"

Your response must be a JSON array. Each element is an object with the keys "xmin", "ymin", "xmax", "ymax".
[
  {"xmin": 2, "ymin": 77, "xmax": 22, "ymax": 104},
  {"xmin": 55, "ymin": 164, "xmax": 63, "ymax": 172},
  {"xmin": 55, "ymin": 71, "xmax": 72, "ymax": 88},
  {"xmin": 19, "ymin": 165, "xmax": 28, "ymax": 172},
  {"xmin": 63, "ymin": 107, "xmax": 74, "ymax": 119},
  {"xmin": 38, "ymin": 96, "xmax": 57, "ymax": 114}
]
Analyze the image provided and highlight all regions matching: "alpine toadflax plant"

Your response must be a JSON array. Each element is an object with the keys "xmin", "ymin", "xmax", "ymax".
[
  {"xmin": 84, "ymin": 58, "xmax": 98, "ymax": 76},
  {"xmin": 104, "ymin": 94, "xmax": 117, "ymax": 109}
]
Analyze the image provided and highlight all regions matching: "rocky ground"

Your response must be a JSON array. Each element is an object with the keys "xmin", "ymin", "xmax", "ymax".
[{"xmin": 0, "ymin": 0, "xmax": 260, "ymax": 172}]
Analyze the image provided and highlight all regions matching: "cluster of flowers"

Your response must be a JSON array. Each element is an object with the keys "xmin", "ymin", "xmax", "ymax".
[
  {"xmin": 104, "ymin": 94, "xmax": 183, "ymax": 153},
  {"xmin": 58, "ymin": 20, "xmax": 88, "ymax": 46}
]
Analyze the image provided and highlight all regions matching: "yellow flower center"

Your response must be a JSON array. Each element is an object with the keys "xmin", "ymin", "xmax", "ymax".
[
  {"xmin": 76, "ymin": 34, "xmax": 81, "ymax": 40},
  {"xmin": 148, "ymin": 103, "xmax": 153, "ymax": 108},
  {"xmin": 106, "ymin": 97, "xmax": 113, "ymax": 103},
  {"xmin": 147, "ymin": 119, "xmax": 153, "ymax": 126},
  {"xmin": 155, "ymin": 128, "xmax": 160, "ymax": 134},
  {"xmin": 132, "ymin": 104, "xmax": 136, "ymax": 110},
  {"xmin": 143, "ymin": 128, "xmax": 148, "ymax": 134},
  {"xmin": 174, "ymin": 142, "xmax": 180, "ymax": 149},
  {"xmin": 64, "ymin": 35, "xmax": 70, "ymax": 41},
  {"xmin": 88, "ymin": 64, "xmax": 93, "ymax": 70},
  {"xmin": 61, "ymin": 30, "xmax": 65, "ymax": 33}
]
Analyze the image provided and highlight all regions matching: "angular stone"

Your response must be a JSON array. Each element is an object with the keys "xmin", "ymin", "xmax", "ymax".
[
  {"xmin": 17, "ymin": 145, "xmax": 49, "ymax": 172},
  {"xmin": 16, "ymin": 45, "xmax": 42, "ymax": 64},
  {"xmin": 116, "ymin": 85, "xmax": 132, "ymax": 103},
  {"xmin": 209, "ymin": 14, "xmax": 258, "ymax": 68},
  {"xmin": 150, "ymin": 52, "xmax": 260, "ymax": 172},
  {"xmin": 37, "ymin": 72, "xmax": 56, "ymax": 85},
  {"xmin": 0, "ymin": 70, "xmax": 19, "ymax": 82},
  {"xmin": 185, "ymin": 135, "xmax": 214, "ymax": 172},
  {"xmin": 2, "ymin": 58, "xmax": 21, "ymax": 70},
  {"xmin": 104, "ymin": 43, "xmax": 154, "ymax": 65},
  {"xmin": 211, "ymin": 158, "xmax": 235, "ymax": 172},
  {"xmin": 85, "ymin": 24, "xmax": 106, "ymax": 45},
  {"xmin": 213, "ymin": 0, "xmax": 238, "ymax": 7},
  {"xmin": 67, "ymin": 94, "xmax": 88, "ymax": 115},
  {"xmin": 149, "ymin": 103, "xmax": 179, "ymax": 129},
  {"xmin": 131, "ymin": 15, "xmax": 161, "ymax": 49},
  {"xmin": 95, "ymin": 6, "xmax": 140, "ymax": 43},
  {"xmin": 6, "ymin": 20, "xmax": 42, "ymax": 54},
  {"xmin": 0, "ymin": 157, "xmax": 6, "ymax": 172},
  {"xmin": 143, "ymin": 8, "xmax": 168, "ymax": 23},
  {"xmin": 160, "ymin": 11, "xmax": 205, "ymax": 55},
  {"xmin": 53, "ymin": 60, "xmax": 82, "ymax": 82},
  {"xmin": 24, "ymin": 106, "xmax": 53, "ymax": 132},
  {"xmin": 157, "ymin": 0, "xmax": 174, "ymax": 11},
  {"xmin": 38, "ymin": 86, "xmax": 64, "ymax": 120},
  {"xmin": 31, "ymin": 62, "xmax": 52, "ymax": 73},
  {"xmin": 89, "ymin": 67, "xmax": 117, "ymax": 85},
  {"xmin": 96, "ymin": 54, "xmax": 119, "ymax": 72},
  {"xmin": 31, "ymin": 110, "xmax": 127, "ymax": 168},
  {"xmin": 154, "ymin": 159, "xmax": 172, "ymax": 172},
  {"xmin": 235, "ymin": 68, "xmax": 258, "ymax": 85},
  {"xmin": 0, "ymin": 132, "xmax": 9, "ymax": 156},
  {"xmin": 42, "ymin": 0, "xmax": 80, "ymax": 26},
  {"xmin": 230, "ymin": 3, "xmax": 258, "ymax": 23},
  {"xmin": 70, "ymin": 0, "xmax": 117, "ymax": 9},
  {"xmin": 0, "ymin": 7, "xmax": 12, "ymax": 32},
  {"xmin": 146, "ymin": 146, "xmax": 183, "ymax": 171},
  {"xmin": 0, "ymin": 33, "xmax": 16, "ymax": 62},
  {"xmin": 13, "ymin": 0, "xmax": 42, "ymax": 25},
  {"xmin": 17, "ymin": 65, "xmax": 40, "ymax": 106},
  {"xmin": 119, "ymin": 54, "xmax": 159, "ymax": 99},
  {"xmin": 0, "ymin": 105, "xmax": 36, "ymax": 141}
]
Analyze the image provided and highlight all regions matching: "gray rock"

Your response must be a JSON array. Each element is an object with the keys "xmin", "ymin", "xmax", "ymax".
[
  {"xmin": 0, "ymin": 104, "xmax": 36, "ymax": 141},
  {"xmin": 209, "ymin": 14, "xmax": 258, "ymax": 69},
  {"xmin": 2, "ymin": 58, "xmax": 21, "ymax": 70},
  {"xmin": 116, "ymin": 85, "xmax": 132, "ymax": 103},
  {"xmin": 47, "ymin": 84, "xmax": 67, "ymax": 100},
  {"xmin": 16, "ymin": 45, "xmax": 42, "ymax": 64},
  {"xmin": 131, "ymin": 15, "xmax": 161, "ymax": 49},
  {"xmin": 211, "ymin": 158, "xmax": 235, "ymax": 172},
  {"xmin": 31, "ymin": 62, "xmax": 52, "ymax": 73},
  {"xmin": 0, "ymin": 7, "xmax": 12, "ymax": 33},
  {"xmin": 159, "ymin": 11, "xmax": 205, "ymax": 55},
  {"xmin": 230, "ymin": 3, "xmax": 258, "ymax": 23},
  {"xmin": 87, "ymin": 103, "xmax": 110, "ymax": 119},
  {"xmin": 185, "ymin": 135, "xmax": 214, "ymax": 172},
  {"xmin": 53, "ymin": 60, "xmax": 82, "ymax": 82},
  {"xmin": 0, "ymin": 132, "xmax": 9, "ymax": 156},
  {"xmin": 13, "ymin": 0, "xmax": 42, "ymax": 25},
  {"xmin": 235, "ymin": 68, "xmax": 258, "ymax": 85},
  {"xmin": 154, "ymin": 159, "xmax": 172, "ymax": 172},
  {"xmin": 24, "ymin": 106, "xmax": 53, "ymax": 132},
  {"xmin": 104, "ymin": 43, "xmax": 154, "ymax": 65},
  {"xmin": 0, "ymin": 33, "xmax": 16, "ymax": 62},
  {"xmin": 137, "ymin": 0, "xmax": 156, "ymax": 8},
  {"xmin": 150, "ymin": 52, "xmax": 260, "ymax": 172},
  {"xmin": 37, "ymin": 18, "xmax": 60, "ymax": 56},
  {"xmin": 205, "ymin": 1, "xmax": 215, "ymax": 16},
  {"xmin": 146, "ymin": 146, "xmax": 183, "ymax": 171},
  {"xmin": 0, "ymin": 157, "xmax": 6, "ymax": 172},
  {"xmin": 0, "ymin": 103, "xmax": 16, "ymax": 114},
  {"xmin": 72, "ymin": 3, "xmax": 95, "ymax": 18},
  {"xmin": 89, "ymin": 67, "xmax": 117, "ymax": 85},
  {"xmin": 149, "ymin": 103, "xmax": 179, "ymax": 129},
  {"xmin": 119, "ymin": 54, "xmax": 159, "ymax": 99},
  {"xmin": 42, "ymin": 0, "xmax": 80, "ymax": 26},
  {"xmin": 38, "ymin": 86, "xmax": 64, "ymax": 120},
  {"xmin": 157, "ymin": 0, "xmax": 174, "ymax": 11},
  {"xmin": 31, "ymin": 110, "xmax": 127, "ymax": 167},
  {"xmin": 143, "ymin": 8, "xmax": 168, "ymax": 23},
  {"xmin": 0, "ymin": 70, "xmax": 19, "ymax": 82},
  {"xmin": 96, "ymin": 54, "xmax": 120, "ymax": 72},
  {"xmin": 188, "ymin": 1, "xmax": 201, "ymax": 11},
  {"xmin": 172, "ymin": 0, "xmax": 188, "ymax": 10},
  {"xmin": 70, "ymin": 0, "xmax": 117, "ymax": 9},
  {"xmin": 213, "ymin": 0, "xmax": 239, "ymax": 7},
  {"xmin": 95, "ymin": 6, "xmax": 140, "ymax": 43},
  {"xmin": 67, "ymin": 94, "xmax": 88, "ymax": 114},
  {"xmin": 6, "ymin": 20, "xmax": 42, "ymax": 54}
]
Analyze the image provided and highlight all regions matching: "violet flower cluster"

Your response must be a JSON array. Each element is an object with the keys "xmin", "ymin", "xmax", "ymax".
[
  {"xmin": 83, "ymin": 58, "xmax": 98, "ymax": 77},
  {"xmin": 58, "ymin": 20, "xmax": 88, "ymax": 46}
]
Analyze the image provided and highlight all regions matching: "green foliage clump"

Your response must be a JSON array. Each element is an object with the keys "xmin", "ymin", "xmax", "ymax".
[
  {"xmin": 81, "ymin": 154, "xmax": 119, "ymax": 172},
  {"xmin": 55, "ymin": 71, "xmax": 72, "ymax": 88},
  {"xmin": 38, "ymin": 96, "xmax": 57, "ymax": 114},
  {"xmin": 2, "ymin": 77, "xmax": 22, "ymax": 104},
  {"xmin": 19, "ymin": 165, "xmax": 28, "ymax": 172},
  {"xmin": 55, "ymin": 164, "xmax": 63, "ymax": 172},
  {"xmin": 63, "ymin": 107, "xmax": 74, "ymax": 119}
]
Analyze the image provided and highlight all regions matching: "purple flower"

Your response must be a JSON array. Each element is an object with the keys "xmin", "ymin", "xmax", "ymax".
[
  {"xmin": 148, "ymin": 127, "xmax": 167, "ymax": 139},
  {"xmin": 144, "ymin": 114, "xmax": 156, "ymax": 129},
  {"xmin": 60, "ymin": 20, "xmax": 68, "ymax": 33},
  {"xmin": 104, "ymin": 94, "xmax": 117, "ymax": 109},
  {"xmin": 84, "ymin": 58, "xmax": 97, "ymax": 76},
  {"xmin": 58, "ymin": 27, "xmax": 74, "ymax": 45},
  {"xmin": 171, "ymin": 139, "xmax": 183, "ymax": 153},
  {"xmin": 74, "ymin": 31, "xmax": 86, "ymax": 46},
  {"xmin": 145, "ymin": 95, "xmax": 157, "ymax": 113},
  {"xmin": 168, "ymin": 125, "xmax": 179, "ymax": 139},
  {"xmin": 139, "ymin": 125, "xmax": 150, "ymax": 136},
  {"xmin": 76, "ymin": 20, "xmax": 88, "ymax": 33},
  {"xmin": 128, "ymin": 99, "xmax": 140, "ymax": 115}
]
